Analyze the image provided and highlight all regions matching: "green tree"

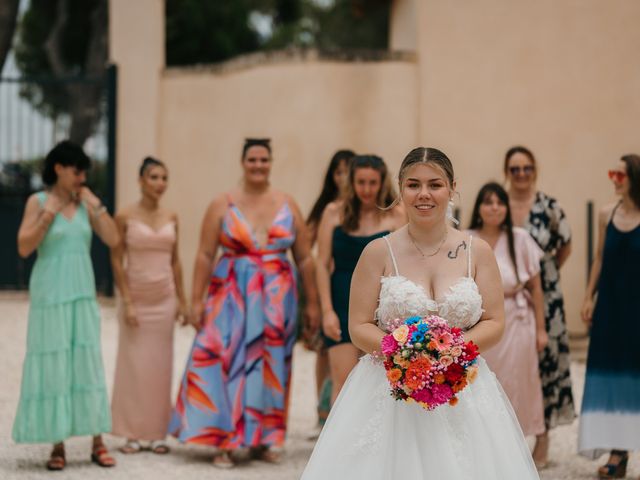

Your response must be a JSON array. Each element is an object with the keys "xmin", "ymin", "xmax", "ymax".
[
  {"xmin": 0, "ymin": 0, "xmax": 20, "ymax": 74},
  {"xmin": 305, "ymin": 0, "xmax": 390, "ymax": 51},
  {"xmin": 13, "ymin": 0, "xmax": 107, "ymax": 145},
  {"xmin": 166, "ymin": 1, "xmax": 260, "ymax": 66}
]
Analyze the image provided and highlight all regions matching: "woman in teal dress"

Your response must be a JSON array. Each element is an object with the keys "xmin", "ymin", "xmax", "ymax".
[
  {"xmin": 13, "ymin": 141, "xmax": 120, "ymax": 471},
  {"xmin": 316, "ymin": 155, "xmax": 405, "ymax": 404}
]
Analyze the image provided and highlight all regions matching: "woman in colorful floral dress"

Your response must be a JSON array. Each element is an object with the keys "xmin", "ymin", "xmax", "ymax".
[
  {"xmin": 169, "ymin": 138, "xmax": 320, "ymax": 468},
  {"xmin": 505, "ymin": 145, "xmax": 575, "ymax": 468}
]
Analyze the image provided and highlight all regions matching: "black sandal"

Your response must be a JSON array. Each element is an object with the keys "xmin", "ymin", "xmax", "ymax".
[{"xmin": 598, "ymin": 450, "xmax": 628, "ymax": 479}]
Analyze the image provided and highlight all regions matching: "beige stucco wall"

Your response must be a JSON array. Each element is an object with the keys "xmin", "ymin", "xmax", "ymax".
[
  {"xmin": 108, "ymin": 0, "xmax": 163, "ymax": 208},
  {"xmin": 157, "ymin": 56, "xmax": 418, "ymax": 295},
  {"xmin": 415, "ymin": 0, "xmax": 640, "ymax": 335},
  {"xmin": 110, "ymin": 0, "xmax": 640, "ymax": 336}
]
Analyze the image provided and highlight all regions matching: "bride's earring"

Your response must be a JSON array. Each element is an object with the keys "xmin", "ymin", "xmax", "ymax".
[{"xmin": 447, "ymin": 199, "xmax": 459, "ymax": 225}]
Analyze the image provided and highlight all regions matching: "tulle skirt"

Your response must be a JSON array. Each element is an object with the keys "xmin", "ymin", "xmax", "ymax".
[{"xmin": 302, "ymin": 355, "xmax": 539, "ymax": 479}]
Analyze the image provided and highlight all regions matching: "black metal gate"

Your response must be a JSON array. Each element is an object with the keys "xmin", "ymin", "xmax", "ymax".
[{"xmin": 0, "ymin": 65, "xmax": 117, "ymax": 295}]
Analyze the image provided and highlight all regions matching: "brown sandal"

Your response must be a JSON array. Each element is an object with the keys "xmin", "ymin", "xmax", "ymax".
[
  {"xmin": 250, "ymin": 446, "xmax": 282, "ymax": 464},
  {"xmin": 91, "ymin": 446, "xmax": 116, "ymax": 468},
  {"xmin": 46, "ymin": 451, "xmax": 66, "ymax": 471}
]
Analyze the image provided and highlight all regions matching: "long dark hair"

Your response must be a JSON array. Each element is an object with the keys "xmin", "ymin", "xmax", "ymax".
[
  {"xmin": 307, "ymin": 149, "xmax": 355, "ymax": 228},
  {"xmin": 621, "ymin": 154, "xmax": 640, "ymax": 209},
  {"xmin": 342, "ymin": 155, "xmax": 396, "ymax": 232},
  {"xmin": 469, "ymin": 182, "xmax": 520, "ymax": 284}
]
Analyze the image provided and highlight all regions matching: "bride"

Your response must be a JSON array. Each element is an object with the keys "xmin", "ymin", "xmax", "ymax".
[{"xmin": 301, "ymin": 147, "xmax": 539, "ymax": 479}]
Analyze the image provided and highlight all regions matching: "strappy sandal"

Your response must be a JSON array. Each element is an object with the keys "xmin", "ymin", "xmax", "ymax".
[
  {"xmin": 91, "ymin": 445, "xmax": 116, "ymax": 468},
  {"xmin": 119, "ymin": 440, "xmax": 142, "ymax": 454},
  {"xmin": 212, "ymin": 451, "xmax": 234, "ymax": 469},
  {"xmin": 250, "ymin": 446, "xmax": 283, "ymax": 464},
  {"xmin": 46, "ymin": 450, "xmax": 66, "ymax": 471},
  {"xmin": 598, "ymin": 450, "xmax": 628, "ymax": 479},
  {"xmin": 150, "ymin": 440, "xmax": 170, "ymax": 455}
]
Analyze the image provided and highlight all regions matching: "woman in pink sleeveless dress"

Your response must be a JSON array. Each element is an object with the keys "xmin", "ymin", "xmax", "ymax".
[
  {"xmin": 467, "ymin": 182, "xmax": 547, "ymax": 440},
  {"xmin": 110, "ymin": 157, "xmax": 188, "ymax": 454}
]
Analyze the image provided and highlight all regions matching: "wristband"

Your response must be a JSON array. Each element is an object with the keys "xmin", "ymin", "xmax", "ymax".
[{"xmin": 93, "ymin": 205, "xmax": 107, "ymax": 217}]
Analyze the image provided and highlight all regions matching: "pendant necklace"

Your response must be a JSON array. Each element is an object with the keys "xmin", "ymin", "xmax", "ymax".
[{"xmin": 407, "ymin": 227, "xmax": 448, "ymax": 258}]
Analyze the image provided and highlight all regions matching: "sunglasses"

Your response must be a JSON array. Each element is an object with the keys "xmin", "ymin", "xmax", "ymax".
[
  {"xmin": 608, "ymin": 170, "xmax": 627, "ymax": 183},
  {"xmin": 508, "ymin": 165, "xmax": 535, "ymax": 176}
]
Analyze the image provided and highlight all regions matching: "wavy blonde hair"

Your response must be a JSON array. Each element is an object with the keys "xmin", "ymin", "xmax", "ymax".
[{"xmin": 342, "ymin": 155, "xmax": 397, "ymax": 232}]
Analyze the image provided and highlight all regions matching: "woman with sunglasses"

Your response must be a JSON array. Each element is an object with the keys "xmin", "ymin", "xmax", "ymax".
[
  {"xmin": 579, "ymin": 154, "xmax": 640, "ymax": 479},
  {"xmin": 316, "ymin": 155, "xmax": 405, "ymax": 404},
  {"xmin": 169, "ymin": 139, "xmax": 320, "ymax": 468},
  {"xmin": 504, "ymin": 145, "xmax": 575, "ymax": 468}
]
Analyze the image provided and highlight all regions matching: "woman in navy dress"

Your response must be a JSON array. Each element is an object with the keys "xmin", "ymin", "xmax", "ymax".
[
  {"xmin": 579, "ymin": 154, "xmax": 640, "ymax": 478},
  {"xmin": 315, "ymin": 155, "xmax": 405, "ymax": 404}
]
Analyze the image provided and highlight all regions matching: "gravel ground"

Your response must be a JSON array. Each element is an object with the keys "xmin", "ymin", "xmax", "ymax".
[{"xmin": 0, "ymin": 293, "xmax": 637, "ymax": 479}]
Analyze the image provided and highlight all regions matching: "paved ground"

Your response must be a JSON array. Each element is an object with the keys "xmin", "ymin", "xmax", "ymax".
[{"xmin": 0, "ymin": 292, "xmax": 637, "ymax": 479}]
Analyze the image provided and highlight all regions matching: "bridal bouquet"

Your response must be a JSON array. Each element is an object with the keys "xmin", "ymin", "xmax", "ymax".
[{"xmin": 380, "ymin": 315, "xmax": 479, "ymax": 411}]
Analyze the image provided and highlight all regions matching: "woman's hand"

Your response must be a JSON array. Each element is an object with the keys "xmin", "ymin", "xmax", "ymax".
[
  {"xmin": 176, "ymin": 301, "xmax": 190, "ymax": 326},
  {"xmin": 581, "ymin": 297, "xmax": 595, "ymax": 327},
  {"xmin": 535, "ymin": 328, "xmax": 549, "ymax": 353},
  {"xmin": 79, "ymin": 186, "xmax": 102, "ymax": 210},
  {"xmin": 302, "ymin": 301, "xmax": 321, "ymax": 342},
  {"xmin": 322, "ymin": 310, "xmax": 342, "ymax": 342},
  {"xmin": 190, "ymin": 300, "xmax": 204, "ymax": 330},
  {"xmin": 124, "ymin": 302, "xmax": 138, "ymax": 327}
]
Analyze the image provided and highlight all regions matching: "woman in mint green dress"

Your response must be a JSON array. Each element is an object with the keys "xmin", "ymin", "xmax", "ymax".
[{"xmin": 13, "ymin": 141, "xmax": 120, "ymax": 471}]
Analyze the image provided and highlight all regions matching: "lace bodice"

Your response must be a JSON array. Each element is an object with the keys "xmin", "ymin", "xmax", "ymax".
[{"xmin": 376, "ymin": 236, "xmax": 483, "ymax": 331}]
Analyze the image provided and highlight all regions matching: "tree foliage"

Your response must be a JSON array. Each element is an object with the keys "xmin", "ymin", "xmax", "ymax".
[
  {"xmin": 0, "ymin": 0, "xmax": 20, "ymax": 74},
  {"xmin": 165, "ymin": 0, "xmax": 390, "ymax": 66},
  {"xmin": 14, "ymin": 0, "xmax": 107, "ymax": 145},
  {"xmin": 12, "ymin": 0, "xmax": 391, "ymax": 135}
]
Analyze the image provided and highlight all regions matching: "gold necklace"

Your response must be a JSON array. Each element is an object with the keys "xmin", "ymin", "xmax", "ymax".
[{"xmin": 407, "ymin": 227, "xmax": 448, "ymax": 258}]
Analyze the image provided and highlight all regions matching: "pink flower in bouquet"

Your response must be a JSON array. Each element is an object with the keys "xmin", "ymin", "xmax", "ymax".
[
  {"xmin": 431, "ymin": 330, "xmax": 453, "ymax": 351},
  {"xmin": 450, "ymin": 346, "xmax": 463, "ymax": 358},
  {"xmin": 431, "ymin": 383, "xmax": 454, "ymax": 405},
  {"xmin": 392, "ymin": 324, "xmax": 410, "ymax": 344},
  {"xmin": 439, "ymin": 355, "xmax": 453, "ymax": 367},
  {"xmin": 411, "ymin": 387, "xmax": 433, "ymax": 404},
  {"xmin": 381, "ymin": 335, "xmax": 399, "ymax": 355}
]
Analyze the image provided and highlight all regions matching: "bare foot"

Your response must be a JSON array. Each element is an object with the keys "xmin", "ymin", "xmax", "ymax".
[
  {"xmin": 213, "ymin": 451, "xmax": 234, "ymax": 469},
  {"xmin": 532, "ymin": 432, "xmax": 549, "ymax": 469}
]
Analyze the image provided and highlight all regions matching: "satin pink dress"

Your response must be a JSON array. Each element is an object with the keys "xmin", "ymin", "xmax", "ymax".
[
  {"xmin": 475, "ymin": 227, "xmax": 546, "ymax": 437},
  {"xmin": 111, "ymin": 219, "xmax": 177, "ymax": 440}
]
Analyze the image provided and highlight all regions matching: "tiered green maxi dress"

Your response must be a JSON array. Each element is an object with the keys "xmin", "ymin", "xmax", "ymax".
[{"xmin": 12, "ymin": 191, "xmax": 111, "ymax": 443}]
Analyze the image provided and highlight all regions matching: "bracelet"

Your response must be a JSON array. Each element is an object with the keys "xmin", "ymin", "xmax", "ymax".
[{"xmin": 93, "ymin": 205, "xmax": 107, "ymax": 217}]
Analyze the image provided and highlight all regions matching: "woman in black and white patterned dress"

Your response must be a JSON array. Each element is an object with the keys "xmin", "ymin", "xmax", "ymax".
[{"xmin": 504, "ymin": 146, "xmax": 575, "ymax": 469}]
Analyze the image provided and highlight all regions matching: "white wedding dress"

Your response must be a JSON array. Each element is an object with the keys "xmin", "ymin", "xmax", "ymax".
[{"xmin": 301, "ymin": 236, "xmax": 539, "ymax": 479}]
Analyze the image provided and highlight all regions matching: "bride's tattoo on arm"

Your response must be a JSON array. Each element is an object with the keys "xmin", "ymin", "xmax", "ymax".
[{"xmin": 447, "ymin": 241, "xmax": 467, "ymax": 259}]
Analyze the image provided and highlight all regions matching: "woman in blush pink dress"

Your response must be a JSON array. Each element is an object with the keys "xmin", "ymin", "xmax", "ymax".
[
  {"xmin": 468, "ymin": 182, "xmax": 548, "ymax": 442},
  {"xmin": 110, "ymin": 157, "xmax": 188, "ymax": 454}
]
